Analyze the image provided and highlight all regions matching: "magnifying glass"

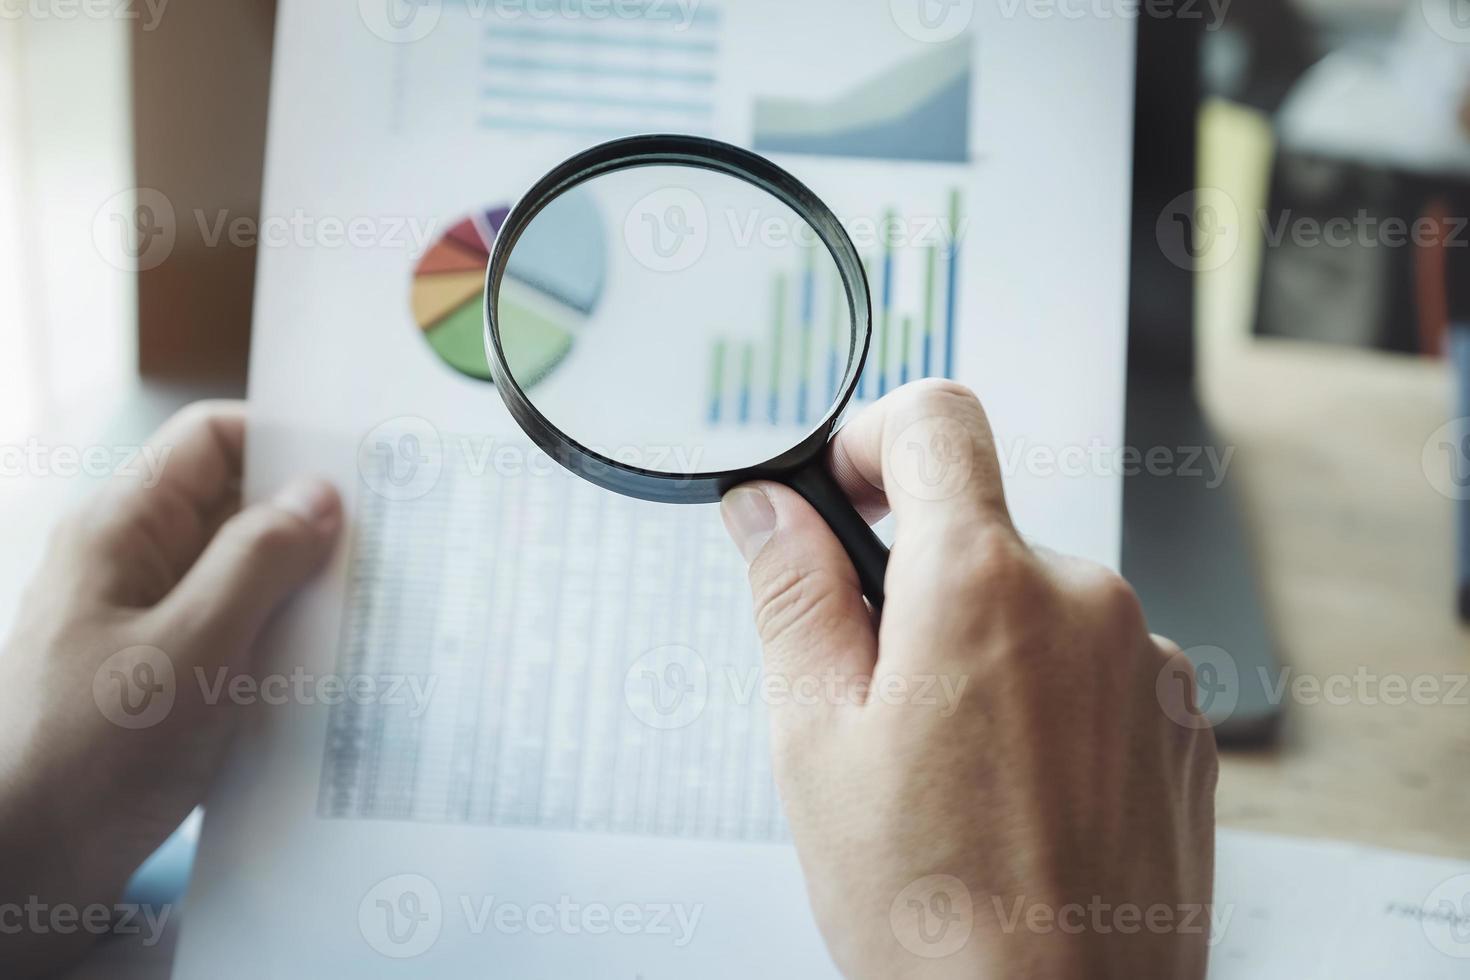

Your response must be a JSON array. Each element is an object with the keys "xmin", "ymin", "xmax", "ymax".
[{"xmin": 483, "ymin": 135, "xmax": 889, "ymax": 609}]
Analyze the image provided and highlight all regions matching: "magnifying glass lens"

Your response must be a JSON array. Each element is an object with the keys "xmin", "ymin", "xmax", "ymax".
[{"xmin": 496, "ymin": 164, "xmax": 859, "ymax": 476}]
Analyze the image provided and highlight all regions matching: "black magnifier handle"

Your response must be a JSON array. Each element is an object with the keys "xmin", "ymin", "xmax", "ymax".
[{"xmin": 786, "ymin": 461, "xmax": 889, "ymax": 612}]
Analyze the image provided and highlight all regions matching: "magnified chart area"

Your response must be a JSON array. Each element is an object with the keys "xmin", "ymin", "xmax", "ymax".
[
  {"xmin": 752, "ymin": 35, "xmax": 972, "ymax": 164},
  {"xmin": 495, "ymin": 164, "xmax": 848, "ymax": 473},
  {"xmin": 706, "ymin": 185, "xmax": 966, "ymax": 429},
  {"xmin": 411, "ymin": 192, "xmax": 605, "ymax": 384}
]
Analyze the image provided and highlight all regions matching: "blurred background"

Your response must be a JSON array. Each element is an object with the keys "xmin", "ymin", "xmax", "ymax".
[{"xmin": 1, "ymin": 0, "xmax": 1467, "ymax": 911}]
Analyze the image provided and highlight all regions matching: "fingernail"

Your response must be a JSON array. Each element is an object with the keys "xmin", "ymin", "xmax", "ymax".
[
  {"xmin": 721, "ymin": 486, "xmax": 776, "ymax": 563},
  {"xmin": 274, "ymin": 478, "xmax": 341, "ymax": 534}
]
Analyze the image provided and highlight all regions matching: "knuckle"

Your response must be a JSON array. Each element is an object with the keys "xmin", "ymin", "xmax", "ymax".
[
  {"xmin": 751, "ymin": 564, "xmax": 848, "ymax": 653},
  {"xmin": 220, "ymin": 507, "xmax": 302, "ymax": 564},
  {"xmin": 904, "ymin": 376, "xmax": 979, "ymax": 405},
  {"xmin": 899, "ymin": 378, "xmax": 985, "ymax": 423},
  {"xmin": 168, "ymin": 399, "xmax": 233, "ymax": 432},
  {"xmin": 1163, "ymin": 649, "xmax": 1197, "ymax": 688},
  {"xmin": 1079, "ymin": 563, "xmax": 1148, "ymax": 635},
  {"xmin": 1151, "ymin": 633, "xmax": 1183, "ymax": 657},
  {"xmin": 159, "ymin": 401, "xmax": 218, "ymax": 444},
  {"xmin": 952, "ymin": 529, "xmax": 1041, "ymax": 596},
  {"xmin": 910, "ymin": 530, "xmax": 1052, "ymax": 635},
  {"xmin": 1160, "ymin": 648, "xmax": 1200, "ymax": 717}
]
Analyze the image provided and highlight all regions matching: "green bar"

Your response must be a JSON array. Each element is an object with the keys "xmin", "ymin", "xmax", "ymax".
[
  {"xmin": 946, "ymin": 187, "xmax": 964, "ymax": 379},
  {"xmin": 901, "ymin": 315, "xmax": 913, "ymax": 379},
  {"xmin": 924, "ymin": 242, "xmax": 938, "ymax": 340},
  {"xmin": 799, "ymin": 254, "xmax": 813, "ymax": 399}
]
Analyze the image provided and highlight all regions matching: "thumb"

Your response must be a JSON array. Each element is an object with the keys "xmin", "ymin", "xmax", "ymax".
[
  {"xmin": 721, "ymin": 483, "xmax": 877, "ymax": 719},
  {"xmin": 157, "ymin": 478, "xmax": 342, "ymax": 661}
]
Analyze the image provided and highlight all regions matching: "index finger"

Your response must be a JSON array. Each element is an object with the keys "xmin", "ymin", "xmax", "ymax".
[
  {"xmin": 827, "ymin": 379, "xmax": 1014, "ymax": 536},
  {"xmin": 134, "ymin": 400, "xmax": 247, "ymax": 507},
  {"xmin": 71, "ymin": 401, "xmax": 247, "ymax": 593}
]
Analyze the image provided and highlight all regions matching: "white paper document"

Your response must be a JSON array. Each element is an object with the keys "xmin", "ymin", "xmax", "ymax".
[
  {"xmin": 172, "ymin": 2, "xmax": 1138, "ymax": 976},
  {"xmin": 1210, "ymin": 830, "xmax": 1470, "ymax": 979}
]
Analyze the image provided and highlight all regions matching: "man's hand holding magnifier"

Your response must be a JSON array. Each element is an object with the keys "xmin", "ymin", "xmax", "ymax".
[{"xmin": 721, "ymin": 379, "xmax": 1219, "ymax": 980}]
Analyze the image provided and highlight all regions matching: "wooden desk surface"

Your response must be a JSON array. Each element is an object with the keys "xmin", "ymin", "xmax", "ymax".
[{"xmin": 1202, "ymin": 336, "xmax": 1470, "ymax": 860}]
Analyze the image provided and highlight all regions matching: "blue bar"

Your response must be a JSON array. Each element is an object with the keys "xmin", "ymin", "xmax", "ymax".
[
  {"xmin": 740, "ymin": 343, "xmax": 754, "ymax": 426},
  {"xmin": 923, "ymin": 334, "xmax": 933, "ymax": 378},
  {"xmin": 944, "ymin": 240, "xmax": 959, "ymax": 379},
  {"xmin": 900, "ymin": 323, "xmax": 911, "ymax": 385}
]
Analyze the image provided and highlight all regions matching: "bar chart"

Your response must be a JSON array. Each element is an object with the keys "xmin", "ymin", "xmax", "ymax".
[{"xmin": 706, "ymin": 187, "xmax": 965, "ymax": 428}]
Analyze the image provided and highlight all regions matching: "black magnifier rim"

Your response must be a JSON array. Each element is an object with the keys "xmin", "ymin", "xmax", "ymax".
[{"xmin": 484, "ymin": 134, "xmax": 873, "ymax": 506}]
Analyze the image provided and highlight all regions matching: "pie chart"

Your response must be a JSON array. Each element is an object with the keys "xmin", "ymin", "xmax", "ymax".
[{"xmin": 410, "ymin": 193, "xmax": 605, "ymax": 385}]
